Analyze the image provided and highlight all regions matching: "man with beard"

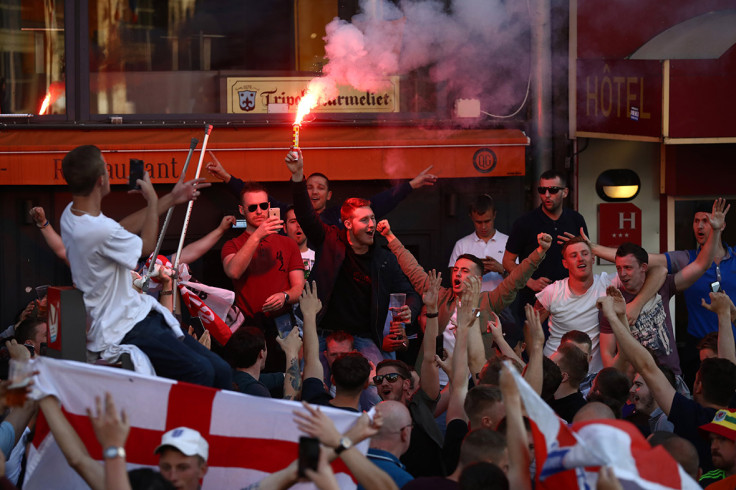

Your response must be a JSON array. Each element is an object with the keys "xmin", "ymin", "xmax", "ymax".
[
  {"xmin": 285, "ymin": 150, "xmax": 420, "ymax": 364},
  {"xmin": 629, "ymin": 372, "xmax": 675, "ymax": 433},
  {"xmin": 503, "ymin": 170, "xmax": 588, "ymax": 323},
  {"xmin": 699, "ymin": 409, "xmax": 736, "ymax": 489}
]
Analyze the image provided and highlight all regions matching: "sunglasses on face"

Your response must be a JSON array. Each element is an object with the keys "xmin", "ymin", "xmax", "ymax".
[
  {"xmin": 373, "ymin": 373, "xmax": 403, "ymax": 384},
  {"xmin": 246, "ymin": 202, "xmax": 269, "ymax": 212},
  {"xmin": 537, "ymin": 186, "xmax": 564, "ymax": 195}
]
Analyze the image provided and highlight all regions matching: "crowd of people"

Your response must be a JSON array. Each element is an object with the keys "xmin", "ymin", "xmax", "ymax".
[{"xmin": 1, "ymin": 143, "xmax": 735, "ymax": 490}]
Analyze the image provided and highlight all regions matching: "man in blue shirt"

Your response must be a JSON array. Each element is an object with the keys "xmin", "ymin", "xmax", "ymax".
[{"xmin": 361, "ymin": 400, "xmax": 414, "ymax": 489}]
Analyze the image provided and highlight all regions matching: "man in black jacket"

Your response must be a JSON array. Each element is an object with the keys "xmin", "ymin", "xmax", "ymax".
[{"xmin": 285, "ymin": 149, "xmax": 421, "ymax": 365}]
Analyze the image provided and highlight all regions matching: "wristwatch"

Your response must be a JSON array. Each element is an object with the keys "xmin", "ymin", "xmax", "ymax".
[
  {"xmin": 283, "ymin": 292, "xmax": 290, "ymax": 303},
  {"xmin": 103, "ymin": 446, "xmax": 126, "ymax": 459},
  {"xmin": 334, "ymin": 436, "xmax": 353, "ymax": 455}
]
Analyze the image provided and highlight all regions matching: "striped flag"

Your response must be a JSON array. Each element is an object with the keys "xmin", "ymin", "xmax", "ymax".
[
  {"xmin": 25, "ymin": 357, "xmax": 364, "ymax": 489},
  {"xmin": 507, "ymin": 364, "xmax": 699, "ymax": 490}
]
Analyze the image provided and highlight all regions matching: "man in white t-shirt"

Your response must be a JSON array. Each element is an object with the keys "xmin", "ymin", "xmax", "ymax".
[
  {"xmin": 535, "ymin": 236, "xmax": 663, "ymax": 373},
  {"xmin": 448, "ymin": 194, "xmax": 509, "ymax": 292},
  {"xmin": 59, "ymin": 145, "xmax": 231, "ymax": 388}
]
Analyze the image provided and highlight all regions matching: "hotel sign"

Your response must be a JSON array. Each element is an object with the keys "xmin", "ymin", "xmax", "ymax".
[
  {"xmin": 577, "ymin": 60, "xmax": 661, "ymax": 137},
  {"xmin": 226, "ymin": 77, "xmax": 400, "ymax": 114}
]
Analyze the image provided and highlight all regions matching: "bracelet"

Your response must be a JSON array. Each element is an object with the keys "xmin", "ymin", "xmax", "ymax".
[
  {"xmin": 37, "ymin": 220, "xmax": 49, "ymax": 229},
  {"xmin": 425, "ymin": 311, "xmax": 439, "ymax": 318},
  {"xmin": 160, "ymin": 290, "xmax": 173, "ymax": 296}
]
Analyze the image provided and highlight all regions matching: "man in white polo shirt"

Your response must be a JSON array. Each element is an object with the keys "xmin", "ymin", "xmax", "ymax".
[{"xmin": 448, "ymin": 194, "xmax": 509, "ymax": 292}]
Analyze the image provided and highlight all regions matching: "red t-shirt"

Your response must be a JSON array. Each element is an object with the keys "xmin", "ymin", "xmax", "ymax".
[{"xmin": 221, "ymin": 232, "xmax": 303, "ymax": 318}]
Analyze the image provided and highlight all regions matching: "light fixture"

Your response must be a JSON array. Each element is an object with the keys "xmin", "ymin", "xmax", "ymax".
[{"xmin": 595, "ymin": 169, "xmax": 641, "ymax": 202}]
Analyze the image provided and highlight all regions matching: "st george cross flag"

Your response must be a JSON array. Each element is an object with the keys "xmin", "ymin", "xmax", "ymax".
[
  {"xmin": 24, "ymin": 357, "xmax": 365, "ymax": 489},
  {"xmin": 507, "ymin": 365, "xmax": 699, "ymax": 490}
]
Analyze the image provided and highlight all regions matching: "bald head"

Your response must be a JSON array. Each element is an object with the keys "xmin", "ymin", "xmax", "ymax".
[
  {"xmin": 375, "ymin": 400, "xmax": 412, "ymax": 436},
  {"xmin": 572, "ymin": 401, "xmax": 616, "ymax": 423},
  {"xmin": 370, "ymin": 401, "xmax": 413, "ymax": 457}
]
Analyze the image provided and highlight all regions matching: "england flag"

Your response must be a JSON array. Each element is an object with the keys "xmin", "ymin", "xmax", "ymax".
[
  {"xmin": 24, "ymin": 357, "xmax": 365, "ymax": 489},
  {"xmin": 508, "ymin": 364, "xmax": 699, "ymax": 490}
]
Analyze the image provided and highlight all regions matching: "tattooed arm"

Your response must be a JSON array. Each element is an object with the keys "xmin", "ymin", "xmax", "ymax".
[{"xmin": 276, "ymin": 326, "xmax": 303, "ymax": 400}]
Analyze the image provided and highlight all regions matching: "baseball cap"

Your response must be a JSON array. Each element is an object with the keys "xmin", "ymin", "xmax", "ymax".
[
  {"xmin": 154, "ymin": 427, "xmax": 209, "ymax": 461},
  {"xmin": 699, "ymin": 409, "xmax": 736, "ymax": 441}
]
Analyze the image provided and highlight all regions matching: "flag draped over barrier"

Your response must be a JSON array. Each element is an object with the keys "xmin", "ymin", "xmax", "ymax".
[
  {"xmin": 508, "ymin": 365, "xmax": 699, "ymax": 490},
  {"xmin": 25, "ymin": 357, "xmax": 364, "ymax": 489}
]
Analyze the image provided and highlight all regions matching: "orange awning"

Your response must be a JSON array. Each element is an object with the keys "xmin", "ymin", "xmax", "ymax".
[{"xmin": 0, "ymin": 126, "xmax": 528, "ymax": 185}]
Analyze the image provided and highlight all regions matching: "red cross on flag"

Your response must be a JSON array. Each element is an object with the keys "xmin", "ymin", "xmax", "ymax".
[{"xmin": 24, "ymin": 357, "xmax": 365, "ymax": 489}]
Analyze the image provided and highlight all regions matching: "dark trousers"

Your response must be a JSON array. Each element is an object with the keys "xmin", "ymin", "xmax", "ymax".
[{"xmin": 122, "ymin": 311, "xmax": 232, "ymax": 389}]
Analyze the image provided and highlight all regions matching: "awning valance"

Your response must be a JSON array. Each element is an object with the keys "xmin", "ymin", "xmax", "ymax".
[{"xmin": 0, "ymin": 126, "xmax": 528, "ymax": 185}]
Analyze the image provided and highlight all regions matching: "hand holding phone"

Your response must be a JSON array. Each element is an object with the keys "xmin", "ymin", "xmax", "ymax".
[
  {"xmin": 435, "ymin": 334, "xmax": 446, "ymax": 360},
  {"xmin": 298, "ymin": 436, "xmax": 320, "ymax": 477},
  {"xmin": 128, "ymin": 159, "xmax": 144, "ymax": 190}
]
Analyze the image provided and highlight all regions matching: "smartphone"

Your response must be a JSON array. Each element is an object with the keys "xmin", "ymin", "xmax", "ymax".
[
  {"xmin": 189, "ymin": 317, "xmax": 205, "ymax": 339},
  {"xmin": 128, "ymin": 159, "xmax": 144, "ymax": 190},
  {"xmin": 711, "ymin": 281, "xmax": 722, "ymax": 293},
  {"xmin": 274, "ymin": 314, "xmax": 293, "ymax": 339},
  {"xmin": 435, "ymin": 334, "xmax": 445, "ymax": 360},
  {"xmin": 269, "ymin": 207, "xmax": 280, "ymax": 220},
  {"xmin": 232, "ymin": 218, "xmax": 247, "ymax": 229},
  {"xmin": 298, "ymin": 436, "xmax": 320, "ymax": 477}
]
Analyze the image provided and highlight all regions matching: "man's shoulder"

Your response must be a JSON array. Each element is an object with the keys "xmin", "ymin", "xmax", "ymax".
[{"xmin": 512, "ymin": 206, "xmax": 544, "ymax": 226}]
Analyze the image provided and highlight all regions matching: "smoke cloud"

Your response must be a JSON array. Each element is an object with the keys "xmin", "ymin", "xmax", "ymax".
[{"xmin": 312, "ymin": 0, "xmax": 532, "ymax": 120}]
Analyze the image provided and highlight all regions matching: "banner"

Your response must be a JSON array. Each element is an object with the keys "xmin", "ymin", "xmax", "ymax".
[
  {"xmin": 508, "ymin": 364, "xmax": 698, "ymax": 490},
  {"xmin": 25, "ymin": 357, "xmax": 365, "ymax": 489}
]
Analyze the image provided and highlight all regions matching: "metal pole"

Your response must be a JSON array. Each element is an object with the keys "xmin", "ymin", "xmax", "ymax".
[
  {"xmin": 172, "ymin": 124, "xmax": 213, "ymax": 312},
  {"xmin": 141, "ymin": 137, "xmax": 199, "ymax": 291}
]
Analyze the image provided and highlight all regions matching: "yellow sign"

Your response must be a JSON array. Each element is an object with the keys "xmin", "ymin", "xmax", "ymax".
[{"xmin": 226, "ymin": 77, "xmax": 400, "ymax": 114}]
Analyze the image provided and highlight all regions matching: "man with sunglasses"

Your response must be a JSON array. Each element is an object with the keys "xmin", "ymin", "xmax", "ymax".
[
  {"xmin": 222, "ymin": 182, "xmax": 305, "ymax": 371},
  {"xmin": 503, "ymin": 170, "xmax": 588, "ymax": 323}
]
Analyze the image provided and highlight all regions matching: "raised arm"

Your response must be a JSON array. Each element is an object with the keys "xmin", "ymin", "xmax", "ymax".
[
  {"xmin": 276, "ymin": 327, "xmax": 303, "ymax": 400},
  {"xmin": 488, "ymin": 313, "xmax": 525, "ymax": 367},
  {"xmin": 179, "ymin": 215, "xmax": 235, "ymax": 265},
  {"xmin": 300, "ymin": 281, "xmax": 324, "ymax": 382},
  {"xmin": 597, "ymin": 288, "xmax": 676, "ymax": 415},
  {"xmin": 625, "ymin": 265, "xmax": 667, "ymax": 325},
  {"xmin": 560, "ymin": 227, "xmax": 668, "ymax": 267},
  {"xmin": 222, "ymin": 215, "xmax": 283, "ymax": 279},
  {"xmin": 482, "ymin": 233, "xmax": 550, "ymax": 314},
  {"xmin": 700, "ymin": 292, "xmax": 736, "ymax": 364},
  {"xmin": 674, "ymin": 198, "xmax": 729, "ymax": 291},
  {"xmin": 523, "ymin": 304, "xmax": 545, "ymax": 395},
  {"xmin": 377, "ymin": 220, "xmax": 430, "ymax": 294},
  {"xmin": 420, "ymin": 270, "xmax": 443, "ymax": 400},
  {"xmin": 287, "ymin": 150, "xmax": 329, "ymax": 246},
  {"xmin": 499, "ymin": 364, "xmax": 532, "ymax": 490},
  {"xmin": 30, "ymin": 207, "xmax": 69, "ymax": 265},
  {"xmin": 39, "ymin": 396, "xmax": 104, "ymax": 490},
  {"xmin": 368, "ymin": 165, "xmax": 437, "ymax": 220},
  {"xmin": 119, "ymin": 177, "xmax": 209, "ymax": 235},
  {"xmin": 88, "ymin": 393, "xmax": 132, "ymax": 490},
  {"xmin": 134, "ymin": 172, "xmax": 159, "ymax": 257},
  {"xmin": 294, "ymin": 403, "xmax": 395, "ymax": 490}
]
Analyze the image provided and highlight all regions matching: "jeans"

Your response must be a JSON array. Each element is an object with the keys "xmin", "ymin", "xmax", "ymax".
[{"xmin": 122, "ymin": 311, "xmax": 232, "ymax": 389}]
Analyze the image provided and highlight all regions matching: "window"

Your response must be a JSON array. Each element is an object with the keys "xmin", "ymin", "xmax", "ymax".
[{"xmin": 0, "ymin": 0, "xmax": 66, "ymax": 116}]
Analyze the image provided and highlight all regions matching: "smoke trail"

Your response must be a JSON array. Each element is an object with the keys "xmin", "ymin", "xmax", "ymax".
[{"xmin": 316, "ymin": 0, "xmax": 532, "ymax": 118}]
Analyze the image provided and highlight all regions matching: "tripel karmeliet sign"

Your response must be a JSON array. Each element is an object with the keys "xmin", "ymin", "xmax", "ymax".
[{"xmin": 225, "ymin": 77, "xmax": 400, "ymax": 114}]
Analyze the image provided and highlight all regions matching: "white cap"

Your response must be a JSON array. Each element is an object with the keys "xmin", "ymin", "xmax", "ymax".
[{"xmin": 154, "ymin": 427, "xmax": 209, "ymax": 461}]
